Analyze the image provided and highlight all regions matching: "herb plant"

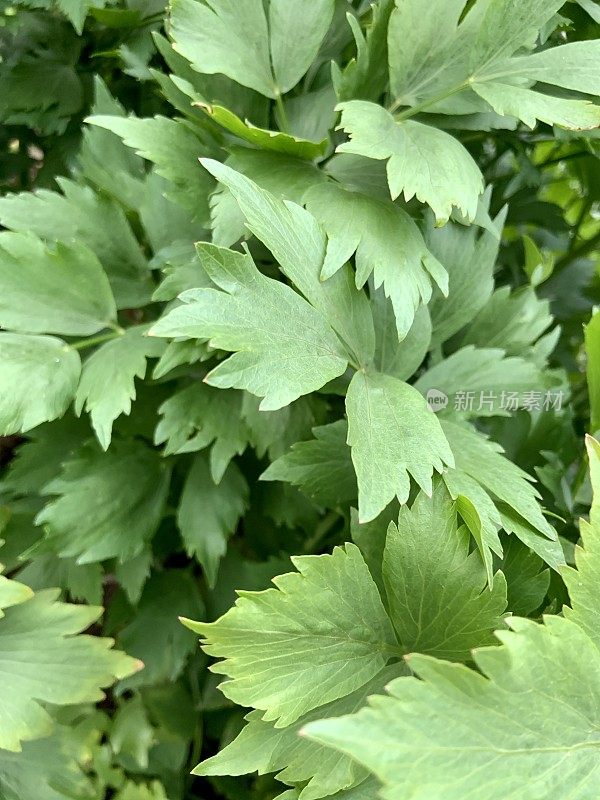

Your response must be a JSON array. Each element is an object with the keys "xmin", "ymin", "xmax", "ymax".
[{"xmin": 2, "ymin": 1, "xmax": 600, "ymax": 799}]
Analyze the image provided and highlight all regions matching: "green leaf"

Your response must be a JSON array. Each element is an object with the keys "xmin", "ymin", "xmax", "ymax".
[
  {"xmin": 198, "ymin": 102, "xmax": 327, "ymax": 158},
  {"xmin": 0, "ymin": 726, "xmax": 92, "ymax": 800},
  {"xmin": 86, "ymin": 115, "xmax": 214, "ymax": 221},
  {"xmin": 210, "ymin": 147, "xmax": 326, "ymax": 247},
  {"xmin": 563, "ymin": 435, "xmax": 600, "ymax": 647},
  {"xmin": 373, "ymin": 299, "xmax": 432, "ymax": 381},
  {"xmin": 414, "ymin": 346, "xmax": 542, "ymax": 418},
  {"xmin": 585, "ymin": 311, "xmax": 600, "ymax": 434},
  {"xmin": 0, "ymin": 233, "xmax": 116, "ymax": 336},
  {"xmin": 0, "ymin": 573, "xmax": 33, "ymax": 615},
  {"xmin": 305, "ymin": 616, "xmax": 600, "ymax": 800},
  {"xmin": 150, "ymin": 244, "xmax": 349, "ymax": 410},
  {"xmin": 427, "ymin": 208, "xmax": 505, "ymax": 348},
  {"xmin": 473, "ymin": 80, "xmax": 600, "ymax": 130},
  {"xmin": 0, "ymin": 334, "xmax": 81, "ymax": 435},
  {"xmin": 0, "ymin": 178, "xmax": 152, "ymax": 309},
  {"xmin": 36, "ymin": 440, "xmax": 170, "ymax": 563},
  {"xmin": 169, "ymin": 0, "xmax": 334, "ymax": 98},
  {"xmin": 441, "ymin": 420, "xmax": 556, "ymax": 542},
  {"xmin": 177, "ymin": 455, "xmax": 248, "ymax": 586},
  {"xmin": 75, "ymin": 326, "xmax": 165, "ymax": 450},
  {"xmin": 346, "ymin": 371, "xmax": 454, "ymax": 522},
  {"xmin": 460, "ymin": 286, "xmax": 554, "ymax": 360},
  {"xmin": 184, "ymin": 543, "xmax": 399, "ymax": 726},
  {"xmin": 155, "ymin": 383, "xmax": 248, "ymax": 480},
  {"xmin": 332, "ymin": 0, "xmax": 395, "ymax": 102},
  {"xmin": 110, "ymin": 695, "xmax": 154, "ymax": 770},
  {"xmin": 383, "ymin": 483, "xmax": 507, "ymax": 661},
  {"xmin": 305, "ymin": 181, "xmax": 447, "ymax": 338},
  {"xmin": 0, "ymin": 586, "xmax": 138, "ymax": 751},
  {"xmin": 336, "ymin": 101, "xmax": 484, "ymax": 223},
  {"xmin": 195, "ymin": 666, "xmax": 404, "ymax": 800},
  {"xmin": 117, "ymin": 571, "xmax": 204, "ymax": 690},
  {"xmin": 199, "ymin": 159, "xmax": 376, "ymax": 368},
  {"xmin": 261, "ymin": 420, "xmax": 357, "ymax": 507}
]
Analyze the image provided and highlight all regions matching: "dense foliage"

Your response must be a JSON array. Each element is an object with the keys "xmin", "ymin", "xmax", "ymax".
[{"xmin": 2, "ymin": 1, "xmax": 600, "ymax": 798}]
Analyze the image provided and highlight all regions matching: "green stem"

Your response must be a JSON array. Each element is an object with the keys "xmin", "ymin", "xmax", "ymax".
[
  {"xmin": 68, "ymin": 328, "xmax": 125, "ymax": 351},
  {"xmin": 274, "ymin": 90, "xmax": 290, "ymax": 133},
  {"xmin": 389, "ymin": 81, "xmax": 469, "ymax": 120}
]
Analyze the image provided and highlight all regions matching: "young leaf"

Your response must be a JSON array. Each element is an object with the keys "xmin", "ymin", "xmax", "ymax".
[
  {"xmin": 0, "ymin": 586, "xmax": 138, "ymax": 751},
  {"xmin": 75, "ymin": 326, "xmax": 165, "ymax": 450},
  {"xmin": 150, "ymin": 245, "xmax": 349, "ymax": 410},
  {"xmin": 346, "ymin": 371, "xmax": 454, "ymax": 522},
  {"xmin": 336, "ymin": 101, "xmax": 484, "ymax": 223},
  {"xmin": 184, "ymin": 544, "xmax": 399, "ymax": 726},
  {"xmin": 0, "ymin": 334, "xmax": 81, "ymax": 435},
  {"xmin": 0, "ymin": 233, "xmax": 116, "ymax": 336}
]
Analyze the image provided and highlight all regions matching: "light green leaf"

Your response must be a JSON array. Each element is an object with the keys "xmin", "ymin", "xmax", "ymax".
[
  {"xmin": 441, "ymin": 420, "xmax": 557, "ymax": 541},
  {"xmin": 199, "ymin": 159, "xmax": 376, "ymax": 368},
  {"xmin": 305, "ymin": 181, "xmax": 447, "ymax": 338},
  {"xmin": 177, "ymin": 455, "xmax": 248, "ymax": 586},
  {"xmin": 0, "ymin": 233, "xmax": 116, "ymax": 336},
  {"xmin": 150, "ymin": 244, "xmax": 348, "ymax": 411},
  {"xmin": 268, "ymin": 0, "xmax": 335, "ymax": 96},
  {"xmin": 336, "ymin": 101, "xmax": 484, "ymax": 222},
  {"xmin": 373, "ymin": 298, "xmax": 432, "ymax": 381},
  {"xmin": 305, "ymin": 616, "xmax": 600, "ymax": 800},
  {"xmin": 427, "ymin": 208, "xmax": 505, "ymax": 348},
  {"xmin": 0, "ymin": 588, "xmax": 138, "ymax": 751},
  {"xmin": 0, "ymin": 573, "xmax": 33, "ymax": 616},
  {"xmin": 346, "ymin": 371, "xmax": 454, "ymax": 522},
  {"xmin": 577, "ymin": 0, "xmax": 600, "ymax": 22},
  {"xmin": 585, "ymin": 311, "xmax": 600, "ymax": 434},
  {"xmin": 75, "ymin": 326, "xmax": 165, "ymax": 450},
  {"xmin": 473, "ymin": 80, "xmax": 600, "ymax": 130},
  {"xmin": 0, "ymin": 178, "xmax": 151, "ymax": 309},
  {"xmin": 0, "ymin": 726, "xmax": 92, "ymax": 800},
  {"xmin": 383, "ymin": 483, "xmax": 507, "ymax": 661},
  {"xmin": 195, "ymin": 667, "xmax": 404, "ymax": 800},
  {"xmin": 460, "ymin": 286, "xmax": 553, "ymax": 359},
  {"xmin": 210, "ymin": 147, "xmax": 326, "ymax": 248},
  {"xmin": 563, "ymin": 435, "xmax": 600, "ymax": 647},
  {"xmin": 118, "ymin": 570, "xmax": 205, "ymax": 690},
  {"xmin": 333, "ymin": 0, "xmax": 395, "ymax": 102},
  {"xmin": 110, "ymin": 695, "xmax": 154, "ymax": 770},
  {"xmin": 261, "ymin": 419, "xmax": 357, "ymax": 508},
  {"xmin": 242, "ymin": 393, "xmax": 323, "ymax": 461},
  {"xmin": 0, "ymin": 334, "xmax": 81, "ymax": 435},
  {"xmin": 414, "ymin": 346, "xmax": 542, "ymax": 418},
  {"xmin": 184, "ymin": 543, "xmax": 399, "ymax": 726},
  {"xmin": 86, "ymin": 115, "xmax": 214, "ymax": 221},
  {"xmin": 36, "ymin": 440, "xmax": 170, "ymax": 563},
  {"xmin": 197, "ymin": 103, "xmax": 327, "ymax": 158},
  {"xmin": 169, "ymin": 0, "xmax": 334, "ymax": 98}
]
